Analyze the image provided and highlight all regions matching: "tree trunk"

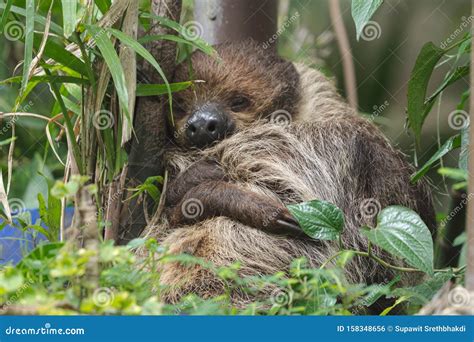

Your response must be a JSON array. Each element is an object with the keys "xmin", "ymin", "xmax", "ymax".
[{"xmin": 117, "ymin": 0, "xmax": 182, "ymax": 244}]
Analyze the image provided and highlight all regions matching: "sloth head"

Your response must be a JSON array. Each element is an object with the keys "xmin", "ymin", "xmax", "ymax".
[{"xmin": 170, "ymin": 40, "xmax": 301, "ymax": 148}]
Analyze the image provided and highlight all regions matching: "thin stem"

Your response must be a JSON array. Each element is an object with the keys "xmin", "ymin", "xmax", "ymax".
[
  {"xmin": 329, "ymin": 0, "xmax": 358, "ymax": 110},
  {"xmin": 320, "ymin": 248, "xmax": 465, "ymax": 274}
]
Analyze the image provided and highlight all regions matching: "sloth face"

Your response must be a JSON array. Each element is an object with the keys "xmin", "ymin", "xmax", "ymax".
[{"xmin": 170, "ymin": 40, "xmax": 301, "ymax": 149}]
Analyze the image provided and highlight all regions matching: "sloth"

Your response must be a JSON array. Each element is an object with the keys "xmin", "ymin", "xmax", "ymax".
[{"xmin": 140, "ymin": 40, "xmax": 435, "ymax": 308}]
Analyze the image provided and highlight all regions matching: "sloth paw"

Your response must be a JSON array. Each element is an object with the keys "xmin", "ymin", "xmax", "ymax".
[{"xmin": 260, "ymin": 205, "xmax": 305, "ymax": 238}]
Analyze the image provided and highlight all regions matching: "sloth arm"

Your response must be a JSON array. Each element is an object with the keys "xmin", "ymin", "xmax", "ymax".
[
  {"xmin": 167, "ymin": 173, "xmax": 303, "ymax": 237},
  {"xmin": 165, "ymin": 159, "xmax": 228, "ymax": 207}
]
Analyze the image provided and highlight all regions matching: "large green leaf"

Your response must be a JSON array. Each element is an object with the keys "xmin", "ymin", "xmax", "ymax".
[
  {"xmin": 351, "ymin": 0, "xmax": 383, "ymax": 41},
  {"xmin": 389, "ymin": 271, "xmax": 453, "ymax": 305},
  {"xmin": 407, "ymin": 42, "xmax": 445, "ymax": 141},
  {"xmin": 362, "ymin": 206, "xmax": 434, "ymax": 275},
  {"xmin": 411, "ymin": 134, "xmax": 461, "ymax": 182},
  {"xmin": 287, "ymin": 200, "xmax": 344, "ymax": 240}
]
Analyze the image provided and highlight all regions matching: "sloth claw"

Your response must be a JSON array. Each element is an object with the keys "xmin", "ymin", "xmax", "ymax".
[{"xmin": 272, "ymin": 216, "xmax": 305, "ymax": 238}]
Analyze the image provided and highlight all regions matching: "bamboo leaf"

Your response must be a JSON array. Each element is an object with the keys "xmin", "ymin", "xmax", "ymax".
[
  {"xmin": 61, "ymin": 0, "xmax": 77, "ymax": 38},
  {"xmin": 20, "ymin": 0, "xmax": 35, "ymax": 95},
  {"xmin": 1, "ymin": 75, "xmax": 87, "ymax": 85},
  {"xmin": 0, "ymin": 0, "xmax": 13, "ymax": 33},
  {"xmin": 141, "ymin": 14, "xmax": 217, "ymax": 57},
  {"xmin": 136, "ymin": 82, "xmax": 192, "ymax": 96},
  {"xmin": 34, "ymin": 36, "xmax": 89, "ymax": 76},
  {"xmin": 0, "ymin": 3, "xmax": 63, "ymax": 34},
  {"xmin": 138, "ymin": 34, "xmax": 216, "ymax": 56},
  {"xmin": 107, "ymin": 27, "xmax": 174, "ymax": 123},
  {"xmin": 411, "ymin": 134, "xmax": 461, "ymax": 182},
  {"xmin": 407, "ymin": 42, "xmax": 445, "ymax": 141}
]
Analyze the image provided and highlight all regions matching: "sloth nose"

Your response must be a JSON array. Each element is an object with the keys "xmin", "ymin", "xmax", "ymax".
[{"xmin": 186, "ymin": 106, "xmax": 229, "ymax": 148}]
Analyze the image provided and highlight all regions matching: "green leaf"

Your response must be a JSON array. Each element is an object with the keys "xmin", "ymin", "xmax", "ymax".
[
  {"xmin": 107, "ymin": 28, "xmax": 174, "ymax": 116},
  {"xmin": 95, "ymin": 0, "xmax": 111, "ymax": 14},
  {"xmin": 140, "ymin": 14, "xmax": 217, "ymax": 57},
  {"xmin": 411, "ymin": 134, "xmax": 461, "ymax": 182},
  {"xmin": 0, "ymin": 267, "xmax": 24, "ymax": 295},
  {"xmin": 0, "ymin": 3, "xmax": 63, "ymax": 35},
  {"xmin": 0, "ymin": 137, "xmax": 16, "ymax": 146},
  {"xmin": 459, "ymin": 126, "xmax": 469, "ymax": 171},
  {"xmin": 351, "ymin": 0, "xmax": 383, "ymax": 41},
  {"xmin": 37, "ymin": 187, "xmax": 61, "ymax": 242},
  {"xmin": 86, "ymin": 25, "xmax": 130, "ymax": 124},
  {"xmin": 128, "ymin": 176, "xmax": 163, "ymax": 203},
  {"xmin": 437, "ymin": 167, "xmax": 468, "ymax": 181},
  {"xmin": 407, "ymin": 42, "xmax": 445, "ymax": 141},
  {"xmin": 0, "ymin": 0, "xmax": 13, "ymax": 33},
  {"xmin": 138, "ymin": 34, "xmax": 216, "ymax": 56},
  {"xmin": 287, "ymin": 200, "xmax": 344, "ymax": 240},
  {"xmin": 33, "ymin": 35, "xmax": 89, "ymax": 76},
  {"xmin": 1, "ymin": 75, "xmax": 87, "ymax": 86},
  {"xmin": 16, "ymin": 242, "xmax": 64, "ymax": 272},
  {"xmin": 389, "ymin": 271, "xmax": 454, "ymax": 305},
  {"xmin": 20, "ymin": 0, "xmax": 35, "ymax": 95},
  {"xmin": 61, "ymin": 0, "xmax": 77, "ymax": 38},
  {"xmin": 362, "ymin": 206, "xmax": 434, "ymax": 275},
  {"xmin": 426, "ymin": 65, "xmax": 469, "ymax": 104},
  {"xmin": 357, "ymin": 275, "xmax": 401, "ymax": 307},
  {"xmin": 136, "ymin": 82, "xmax": 192, "ymax": 96}
]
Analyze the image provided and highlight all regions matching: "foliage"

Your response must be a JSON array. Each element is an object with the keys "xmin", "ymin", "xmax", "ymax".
[
  {"xmin": 351, "ymin": 0, "xmax": 384, "ymax": 41},
  {"xmin": 0, "ymin": 0, "xmax": 470, "ymax": 316}
]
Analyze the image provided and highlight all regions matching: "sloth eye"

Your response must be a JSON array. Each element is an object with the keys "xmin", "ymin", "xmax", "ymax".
[{"xmin": 230, "ymin": 96, "xmax": 251, "ymax": 112}]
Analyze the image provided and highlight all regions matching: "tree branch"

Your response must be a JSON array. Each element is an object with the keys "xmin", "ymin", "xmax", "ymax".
[{"xmin": 329, "ymin": 0, "xmax": 358, "ymax": 110}]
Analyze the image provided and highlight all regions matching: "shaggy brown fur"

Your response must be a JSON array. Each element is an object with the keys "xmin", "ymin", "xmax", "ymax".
[{"xmin": 140, "ymin": 40, "xmax": 435, "ymax": 308}]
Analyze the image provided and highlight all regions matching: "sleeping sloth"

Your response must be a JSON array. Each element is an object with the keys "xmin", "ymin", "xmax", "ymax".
[{"xmin": 139, "ymin": 40, "xmax": 435, "ymax": 307}]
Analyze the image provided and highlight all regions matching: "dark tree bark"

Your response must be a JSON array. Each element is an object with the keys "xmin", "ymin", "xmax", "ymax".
[
  {"xmin": 435, "ymin": 191, "xmax": 466, "ymax": 268},
  {"xmin": 118, "ymin": 0, "xmax": 278, "ymax": 244},
  {"xmin": 117, "ymin": 0, "xmax": 182, "ymax": 244}
]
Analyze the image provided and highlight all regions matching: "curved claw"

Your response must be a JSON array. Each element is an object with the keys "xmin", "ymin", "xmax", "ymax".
[{"xmin": 274, "ymin": 218, "xmax": 306, "ymax": 238}]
